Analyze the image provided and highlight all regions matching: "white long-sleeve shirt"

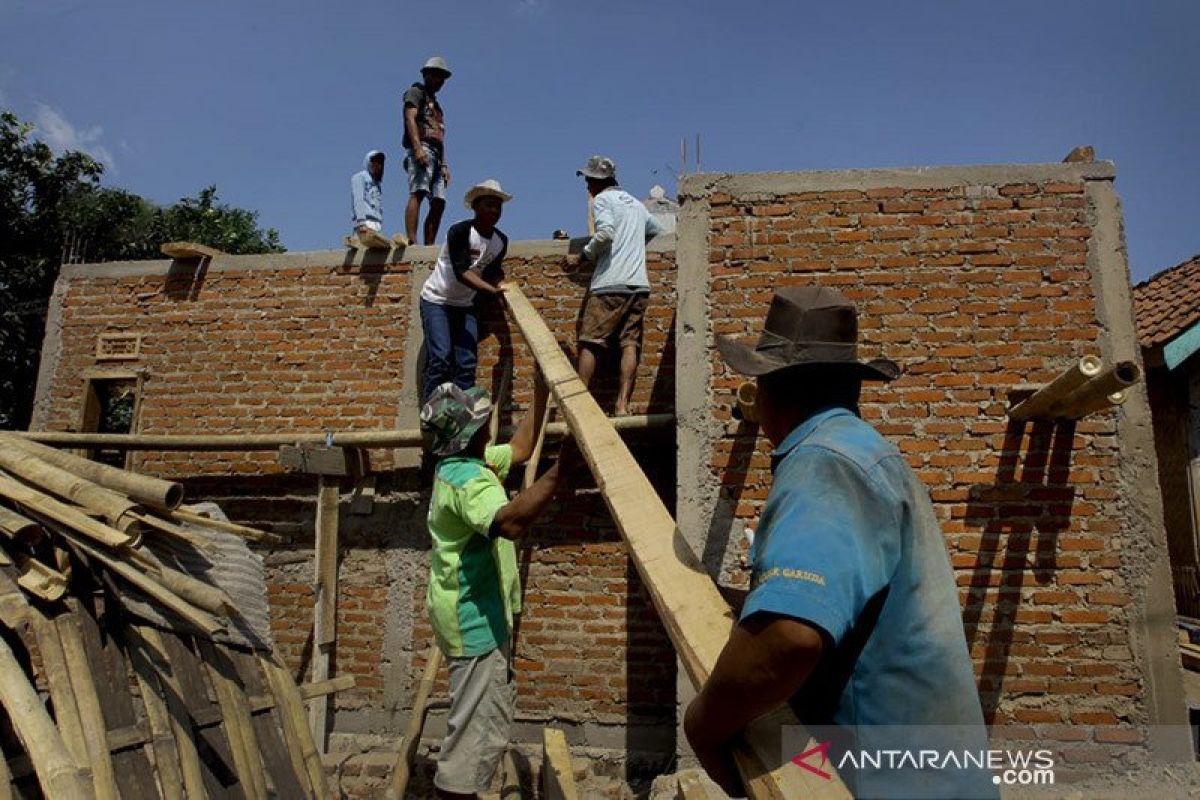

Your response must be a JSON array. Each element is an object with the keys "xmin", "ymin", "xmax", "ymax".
[{"xmin": 581, "ymin": 186, "xmax": 666, "ymax": 294}]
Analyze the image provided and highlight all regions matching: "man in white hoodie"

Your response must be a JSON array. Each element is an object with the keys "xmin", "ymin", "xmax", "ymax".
[{"xmin": 350, "ymin": 150, "xmax": 385, "ymax": 235}]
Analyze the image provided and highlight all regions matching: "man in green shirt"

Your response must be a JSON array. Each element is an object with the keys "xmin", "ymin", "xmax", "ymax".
[{"xmin": 419, "ymin": 380, "xmax": 577, "ymax": 799}]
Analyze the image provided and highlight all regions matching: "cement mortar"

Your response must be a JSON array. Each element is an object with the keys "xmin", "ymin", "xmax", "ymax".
[{"xmin": 1084, "ymin": 178, "xmax": 1192, "ymax": 759}]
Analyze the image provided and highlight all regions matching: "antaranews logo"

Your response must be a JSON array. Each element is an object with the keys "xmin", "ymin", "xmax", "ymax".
[{"xmin": 785, "ymin": 726, "xmax": 1057, "ymax": 798}]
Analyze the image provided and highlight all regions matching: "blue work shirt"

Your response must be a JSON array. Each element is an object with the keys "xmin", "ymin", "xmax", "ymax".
[{"xmin": 742, "ymin": 407, "xmax": 997, "ymax": 799}]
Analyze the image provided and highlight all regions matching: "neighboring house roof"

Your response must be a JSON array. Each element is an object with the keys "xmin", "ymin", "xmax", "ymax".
[{"xmin": 1134, "ymin": 253, "xmax": 1200, "ymax": 348}]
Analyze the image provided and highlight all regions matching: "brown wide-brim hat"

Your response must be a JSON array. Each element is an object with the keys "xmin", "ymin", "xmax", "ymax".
[{"xmin": 715, "ymin": 286, "xmax": 901, "ymax": 381}]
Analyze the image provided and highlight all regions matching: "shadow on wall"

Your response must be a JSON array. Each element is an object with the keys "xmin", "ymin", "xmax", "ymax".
[
  {"xmin": 703, "ymin": 420, "xmax": 759, "ymax": 581},
  {"xmin": 962, "ymin": 418, "xmax": 1077, "ymax": 723},
  {"xmin": 163, "ymin": 258, "xmax": 210, "ymax": 301}
]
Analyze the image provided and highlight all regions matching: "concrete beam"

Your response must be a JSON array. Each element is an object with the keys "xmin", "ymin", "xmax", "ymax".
[
  {"xmin": 680, "ymin": 161, "xmax": 1115, "ymax": 200},
  {"xmin": 1085, "ymin": 178, "xmax": 1193, "ymax": 761}
]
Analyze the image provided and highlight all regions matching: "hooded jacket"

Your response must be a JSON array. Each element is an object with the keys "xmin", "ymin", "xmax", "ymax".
[{"xmin": 350, "ymin": 150, "xmax": 384, "ymax": 226}]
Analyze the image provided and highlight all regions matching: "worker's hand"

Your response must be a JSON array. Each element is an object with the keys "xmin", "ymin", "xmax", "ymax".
[
  {"xmin": 491, "ymin": 284, "xmax": 508, "ymax": 307},
  {"xmin": 564, "ymin": 253, "xmax": 582, "ymax": 273},
  {"xmin": 413, "ymin": 147, "xmax": 430, "ymax": 168},
  {"xmin": 442, "ymin": 163, "xmax": 451, "ymax": 187}
]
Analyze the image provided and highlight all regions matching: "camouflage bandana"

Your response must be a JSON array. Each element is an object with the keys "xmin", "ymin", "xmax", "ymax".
[{"xmin": 419, "ymin": 383, "xmax": 493, "ymax": 456}]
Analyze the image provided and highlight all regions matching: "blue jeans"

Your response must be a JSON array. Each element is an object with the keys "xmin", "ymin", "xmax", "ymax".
[{"xmin": 420, "ymin": 298, "xmax": 479, "ymax": 404}]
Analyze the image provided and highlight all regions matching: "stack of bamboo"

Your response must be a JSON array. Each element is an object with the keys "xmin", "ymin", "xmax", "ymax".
[{"xmin": 0, "ymin": 433, "xmax": 332, "ymax": 799}]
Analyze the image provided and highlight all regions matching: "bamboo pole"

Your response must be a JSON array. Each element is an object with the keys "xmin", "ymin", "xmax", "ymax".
[
  {"xmin": 734, "ymin": 381, "xmax": 759, "ymax": 423},
  {"xmin": 0, "ymin": 473, "xmax": 135, "ymax": 549},
  {"xmin": 386, "ymin": 644, "xmax": 442, "ymax": 800},
  {"xmin": 1047, "ymin": 360, "xmax": 1141, "ymax": 419},
  {"xmin": 1008, "ymin": 355, "xmax": 1103, "ymax": 420},
  {"xmin": 56, "ymin": 613, "xmax": 118, "ymax": 800},
  {"xmin": 19, "ymin": 415, "xmax": 673, "ymax": 451},
  {"xmin": 0, "ymin": 433, "xmax": 183, "ymax": 510},
  {"xmin": 308, "ymin": 476, "xmax": 339, "ymax": 751},
  {"xmin": 13, "ymin": 553, "xmax": 67, "ymax": 602},
  {"xmin": 128, "ymin": 511, "xmax": 217, "ymax": 553},
  {"xmin": 0, "ymin": 446, "xmax": 140, "ymax": 532},
  {"xmin": 133, "ymin": 626, "xmax": 207, "ymax": 800},
  {"xmin": 130, "ymin": 545, "xmax": 234, "ymax": 616},
  {"xmin": 60, "ymin": 532, "xmax": 225, "ymax": 638},
  {"xmin": 0, "ymin": 506, "xmax": 41, "ymax": 545},
  {"xmin": 0, "ymin": 627, "xmax": 93, "ymax": 800},
  {"xmin": 169, "ymin": 507, "xmax": 284, "ymax": 544},
  {"xmin": 501, "ymin": 284, "xmax": 847, "ymax": 800}
]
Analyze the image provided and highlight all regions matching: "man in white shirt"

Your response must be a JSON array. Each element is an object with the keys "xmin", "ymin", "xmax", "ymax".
[
  {"xmin": 419, "ymin": 179, "xmax": 512, "ymax": 405},
  {"xmin": 565, "ymin": 155, "xmax": 666, "ymax": 416}
]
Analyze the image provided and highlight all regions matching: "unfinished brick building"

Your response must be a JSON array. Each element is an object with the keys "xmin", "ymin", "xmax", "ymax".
[{"xmin": 29, "ymin": 157, "xmax": 1194, "ymax": 795}]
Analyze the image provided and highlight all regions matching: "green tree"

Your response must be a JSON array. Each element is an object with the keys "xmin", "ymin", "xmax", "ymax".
[
  {"xmin": 0, "ymin": 110, "xmax": 104, "ymax": 430},
  {"xmin": 0, "ymin": 110, "xmax": 285, "ymax": 430}
]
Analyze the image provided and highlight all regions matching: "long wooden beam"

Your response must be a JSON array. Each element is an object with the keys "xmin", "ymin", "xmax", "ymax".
[
  {"xmin": 18, "ymin": 415, "xmax": 672, "ymax": 451},
  {"xmin": 501, "ymin": 285, "xmax": 847, "ymax": 799}
]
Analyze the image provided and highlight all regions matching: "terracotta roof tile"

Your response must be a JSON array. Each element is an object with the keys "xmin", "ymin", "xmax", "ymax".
[{"xmin": 1133, "ymin": 253, "xmax": 1200, "ymax": 348}]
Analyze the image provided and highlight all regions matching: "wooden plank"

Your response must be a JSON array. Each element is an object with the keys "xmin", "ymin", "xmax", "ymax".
[
  {"xmin": 125, "ymin": 631, "xmax": 186, "ymax": 800},
  {"xmin": 384, "ymin": 644, "xmax": 442, "ymax": 800},
  {"xmin": 1182, "ymin": 641, "xmax": 1200, "ymax": 671},
  {"xmin": 161, "ymin": 242, "xmax": 222, "ymax": 259},
  {"xmin": 73, "ymin": 599, "xmax": 160, "ymax": 800},
  {"xmin": 227, "ymin": 649, "xmax": 308, "ymax": 799},
  {"xmin": 198, "ymin": 642, "xmax": 268, "ymax": 800},
  {"xmin": 26, "ymin": 607, "xmax": 91, "ymax": 780},
  {"xmin": 261, "ymin": 653, "xmax": 328, "ymax": 797},
  {"xmin": 501, "ymin": 284, "xmax": 848, "ymax": 800},
  {"xmin": 134, "ymin": 626, "xmax": 207, "ymax": 800},
  {"xmin": 541, "ymin": 727, "xmax": 579, "ymax": 800},
  {"xmin": 158, "ymin": 631, "xmax": 246, "ymax": 799},
  {"xmin": 308, "ymin": 476, "xmax": 339, "ymax": 750},
  {"xmin": 54, "ymin": 612, "xmax": 119, "ymax": 800},
  {"xmin": 278, "ymin": 444, "xmax": 349, "ymax": 477}
]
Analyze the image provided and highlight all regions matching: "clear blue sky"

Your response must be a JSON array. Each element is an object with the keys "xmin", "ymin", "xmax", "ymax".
[{"xmin": 3, "ymin": 0, "xmax": 1195, "ymax": 282}]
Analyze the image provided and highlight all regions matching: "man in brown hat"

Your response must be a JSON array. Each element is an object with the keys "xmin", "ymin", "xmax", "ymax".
[{"xmin": 683, "ymin": 287, "xmax": 995, "ymax": 799}]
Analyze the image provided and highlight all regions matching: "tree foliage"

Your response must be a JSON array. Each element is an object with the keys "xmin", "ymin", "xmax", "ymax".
[{"xmin": 0, "ymin": 110, "xmax": 284, "ymax": 430}]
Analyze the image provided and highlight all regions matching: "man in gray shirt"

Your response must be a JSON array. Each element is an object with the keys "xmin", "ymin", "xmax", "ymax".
[{"xmin": 565, "ymin": 155, "xmax": 666, "ymax": 416}]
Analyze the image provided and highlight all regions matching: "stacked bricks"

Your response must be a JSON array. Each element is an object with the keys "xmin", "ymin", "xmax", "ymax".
[{"xmin": 679, "ymin": 164, "xmax": 1175, "ymax": 774}]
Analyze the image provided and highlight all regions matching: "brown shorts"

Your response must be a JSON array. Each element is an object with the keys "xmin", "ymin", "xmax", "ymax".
[{"xmin": 577, "ymin": 292, "xmax": 649, "ymax": 349}]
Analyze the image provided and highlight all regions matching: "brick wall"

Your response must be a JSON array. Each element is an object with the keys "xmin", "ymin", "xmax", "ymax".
[
  {"xmin": 677, "ymin": 164, "xmax": 1185, "ymax": 773},
  {"xmin": 36, "ymin": 241, "xmax": 680, "ymax": 752}
]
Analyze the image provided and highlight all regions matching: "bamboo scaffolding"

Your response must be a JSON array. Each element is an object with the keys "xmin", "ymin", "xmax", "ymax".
[
  {"xmin": 307, "ymin": 476, "xmax": 339, "ymax": 752},
  {"xmin": 0, "ymin": 627, "xmax": 93, "ymax": 800},
  {"xmin": 0, "ymin": 446, "xmax": 141, "ymax": 532},
  {"xmin": 0, "ymin": 433, "xmax": 183, "ymax": 510},
  {"xmin": 501, "ymin": 284, "xmax": 848, "ymax": 800},
  {"xmin": 0, "ymin": 473, "xmax": 135, "ymax": 549},
  {"xmin": 19, "ymin": 414, "xmax": 673, "ymax": 451},
  {"xmin": 1008, "ymin": 355, "xmax": 1104, "ymax": 420}
]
